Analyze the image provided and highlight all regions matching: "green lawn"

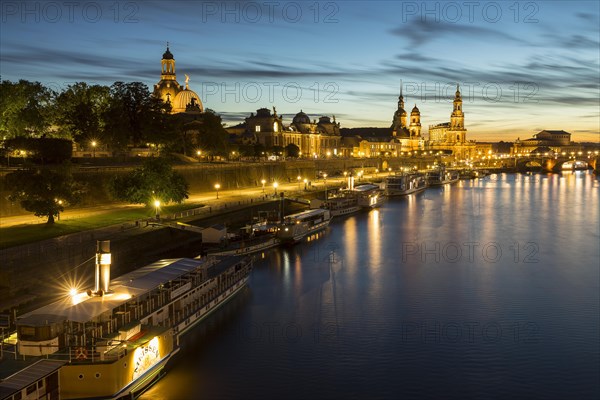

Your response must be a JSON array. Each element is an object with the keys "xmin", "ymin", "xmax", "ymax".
[{"xmin": 0, "ymin": 202, "xmax": 204, "ymax": 249}]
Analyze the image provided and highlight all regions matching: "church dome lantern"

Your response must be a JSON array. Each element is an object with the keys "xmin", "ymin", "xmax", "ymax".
[{"xmin": 162, "ymin": 47, "xmax": 174, "ymax": 60}]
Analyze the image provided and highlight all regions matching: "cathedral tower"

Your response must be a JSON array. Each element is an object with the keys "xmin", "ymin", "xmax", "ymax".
[
  {"xmin": 392, "ymin": 87, "xmax": 408, "ymax": 136},
  {"xmin": 449, "ymin": 84, "xmax": 466, "ymax": 143},
  {"xmin": 450, "ymin": 84, "xmax": 464, "ymax": 130}
]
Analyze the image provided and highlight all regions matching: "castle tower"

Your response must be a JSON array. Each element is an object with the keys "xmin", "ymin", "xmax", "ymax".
[
  {"xmin": 154, "ymin": 44, "xmax": 183, "ymax": 105},
  {"xmin": 409, "ymin": 104, "xmax": 421, "ymax": 138}
]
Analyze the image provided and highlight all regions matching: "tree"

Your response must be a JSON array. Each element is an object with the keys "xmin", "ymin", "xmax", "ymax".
[
  {"xmin": 6, "ymin": 165, "xmax": 86, "ymax": 224},
  {"xmin": 103, "ymin": 82, "xmax": 170, "ymax": 150},
  {"xmin": 53, "ymin": 82, "xmax": 110, "ymax": 145},
  {"xmin": 108, "ymin": 158, "xmax": 189, "ymax": 206},
  {"xmin": 186, "ymin": 109, "xmax": 230, "ymax": 160},
  {"xmin": 0, "ymin": 80, "xmax": 54, "ymax": 138}
]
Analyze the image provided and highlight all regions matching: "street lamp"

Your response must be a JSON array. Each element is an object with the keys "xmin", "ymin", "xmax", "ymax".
[
  {"xmin": 273, "ymin": 182, "xmax": 278, "ymax": 195},
  {"xmin": 154, "ymin": 199, "xmax": 160, "ymax": 220},
  {"xmin": 303, "ymin": 178, "xmax": 308, "ymax": 190},
  {"xmin": 297, "ymin": 175, "xmax": 301, "ymax": 190},
  {"xmin": 261, "ymin": 179, "xmax": 266, "ymax": 193},
  {"xmin": 323, "ymin": 173, "xmax": 328, "ymax": 200},
  {"xmin": 91, "ymin": 140, "xmax": 97, "ymax": 158},
  {"xmin": 214, "ymin": 183, "xmax": 220, "ymax": 199}
]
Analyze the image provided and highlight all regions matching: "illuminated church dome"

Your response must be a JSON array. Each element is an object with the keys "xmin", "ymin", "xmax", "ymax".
[
  {"xmin": 411, "ymin": 105, "xmax": 420, "ymax": 114},
  {"xmin": 172, "ymin": 75, "xmax": 204, "ymax": 113}
]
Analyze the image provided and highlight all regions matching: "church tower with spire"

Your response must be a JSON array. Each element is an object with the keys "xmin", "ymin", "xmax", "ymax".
[
  {"xmin": 154, "ymin": 44, "xmax": 183, "ymax": 106},
  {"xmin": 449, "ymin": 84, "xmax": 466, "ymax": 143},
  {"xmin": 392, "ymin": 87, "xmax": 409, "ymax": 137}
]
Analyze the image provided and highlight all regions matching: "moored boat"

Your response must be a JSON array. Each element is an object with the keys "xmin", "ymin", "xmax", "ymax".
[
  {"xmin": 352, "ymin": 183, "xmax": 385, "ymax": 209},
  {"xmin": 12, "ymin": 241, "xmax": 252, "ymax": 399},
  {"xmin": 427, "ymin": 165, "xmax": 460, "ymax": 186},
  {"xmin": 384, "ymin": 173, "xmax": 427, "ymax": 196},
  {"xmin": 310, "ymin": 192, "xmax": 360, "ymax": 218},
  {"xmin": 276, "ymin": 209, "xmax": 331, "ymax": 243}
]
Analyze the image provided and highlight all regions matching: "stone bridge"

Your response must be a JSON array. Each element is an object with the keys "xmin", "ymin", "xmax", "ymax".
[{"xmin": 515, "ymin": 156, "xmax": 598, "ymax": 172}]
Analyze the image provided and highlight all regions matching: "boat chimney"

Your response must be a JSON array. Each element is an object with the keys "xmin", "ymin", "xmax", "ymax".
[{"xmin": 92, "ymin": 240, "xmax": 112, "ymax": 296}]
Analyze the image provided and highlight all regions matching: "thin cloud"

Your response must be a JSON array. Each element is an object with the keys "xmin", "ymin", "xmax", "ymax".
[{"xmin": 390, "ymin": 19, "xmax": 521, "ymax": 47}]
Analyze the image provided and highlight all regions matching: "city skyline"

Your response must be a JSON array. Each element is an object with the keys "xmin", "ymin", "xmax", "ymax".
[{"xmin": 1, "ymin": 1, "xmax": 599, "ymax": 142}]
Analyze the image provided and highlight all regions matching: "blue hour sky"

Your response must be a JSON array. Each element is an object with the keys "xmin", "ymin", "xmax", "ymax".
[{"xmin": 1, "ymin": 0, "xmax": 599, "ymax": 141}]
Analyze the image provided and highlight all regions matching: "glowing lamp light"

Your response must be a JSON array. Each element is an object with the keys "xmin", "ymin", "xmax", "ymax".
[
  {"xmin": 100, "ymin": 253, "xmax": 111, "ymax": 265},
  {"xmin": 69, "ymin": 288, "xmax": 78, "ymax": 297}
]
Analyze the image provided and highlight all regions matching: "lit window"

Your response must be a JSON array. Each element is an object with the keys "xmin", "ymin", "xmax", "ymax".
[{"xmin": 255, "ymin": 126, "xmax": 261, "ymax": 133}]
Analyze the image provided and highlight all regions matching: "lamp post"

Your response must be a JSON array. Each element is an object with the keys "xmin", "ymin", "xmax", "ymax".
[
  {"xmin": 323, "ymin": 173, "xmax": 328, "ymax": 200},
  {"xmin": 154, "ymin": 199, "xmax": 160, "ymax": 220},
  {"xmin": 91, "ymin": 140, "xmax": 97, "ymax": 158},
  {"xmin": 261, "ymin": 179, "xmax": 266, "ymax": 193},
  {"xmin": 273, "ymin": 182, "xmax": 278, "ymax": 196},
  {"xmin": 214, "ymin": 183, "xmax": 220, "ymax": 199},
  {"xmin": 303, "ymin": 178, "xmax": 308, "ymax": 190},
  {"xmin": 297, "ymin": 175, "xmax": 301, "ymax": 190}
]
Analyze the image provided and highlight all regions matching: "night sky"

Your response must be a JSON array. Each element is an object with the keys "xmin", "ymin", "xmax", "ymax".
[{"xmin": 1, "ymin": 1, "xmax": 599, "ymax": 141}]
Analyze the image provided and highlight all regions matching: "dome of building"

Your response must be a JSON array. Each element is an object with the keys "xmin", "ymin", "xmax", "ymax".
[
  {"xmin": 293, "ymin": 110, "xmax": 311, "ymax": 125},
  {"xmin": 163, "ymin": 46, "xmax": 174, "ymax": 60},
  {"xmin": 172, "ymin": 88, "xmax": 203, "ymax": 113},
  {"xmin": 411, "ymin": 105, "xmax": 420, "ymax": 114}
]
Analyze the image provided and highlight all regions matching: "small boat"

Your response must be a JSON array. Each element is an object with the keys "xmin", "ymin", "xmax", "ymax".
[
  {"xmin": 427, "ymin": 165, "xmax": 459, "ymax": 186},
  {"xmin": 459, "ymin": 169, "xmax": 479, "ymax": 179},
  {"xmin": 384, "ymin": 172, "xmax": 427, "ymax": 196},
  {"xmin": 276, "ymin": 208, "xmax": 331, "ymax": 243}
]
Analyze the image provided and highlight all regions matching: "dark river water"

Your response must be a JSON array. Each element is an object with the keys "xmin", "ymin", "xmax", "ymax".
[{"xmin": 142, "ymin": 172, "xmax": 599, "ymax": 400}]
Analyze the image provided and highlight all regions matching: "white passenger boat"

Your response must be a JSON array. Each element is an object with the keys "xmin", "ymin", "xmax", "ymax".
[
  {"xmin": 276, "ymin": 209, "xmax": 332, "ymax": 243},
  {"xmin": 384, "ymin": 173, "xmax": 428, "ymax": 196},
  {"xmin": 427, "ymin": 166, "xmax": 460, "ymax": 186},
  {"xmin": 352, "ymin": 183, "xmax": 385, "ymax": 209},
  {"xmin": 12, "ymin": 241, "xmax": 252, "ymax": 399},
  {"xmin": 310, "ymin": 192, "xmax": 360, "ymax": 218}
]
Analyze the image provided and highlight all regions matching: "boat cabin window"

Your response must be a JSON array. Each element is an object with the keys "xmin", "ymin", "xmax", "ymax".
[{"xmin": 17, "ymin": 324, "xmax": 60, "ymax": 341}]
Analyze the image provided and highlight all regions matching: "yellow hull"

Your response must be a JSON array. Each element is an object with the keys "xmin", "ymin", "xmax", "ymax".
[{"xmin": 60, "ymin": 330, "xmax": 174, "ymax": 399}]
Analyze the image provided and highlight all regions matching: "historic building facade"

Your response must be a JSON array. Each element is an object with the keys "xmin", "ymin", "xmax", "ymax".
[
  {"xmin": 510, "ymin": 130, "xmax": 580, "ymax": 155},
  {"xmin": 235, "ymin": 108, "xmax": 341, "ymax": 157},
  {"xmin": 427, "ymin": 85, "xmax": 475, "ymax": 159}
]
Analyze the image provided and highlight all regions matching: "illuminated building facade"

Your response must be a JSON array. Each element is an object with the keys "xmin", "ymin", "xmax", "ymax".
[
  {"xmin": 511, "ymin": 130, "xmax": 580, "ymax": 155},
  {"xmin": 153, "ymin": 45, "xmax": 203, "ymax": 114},
  {"xmin": 427, "ymin": 85, "xmax": 475, "ymax": 159},
  {"xmin": 238, "ymin": 108, "xmax": 341, "ymax": 157}
]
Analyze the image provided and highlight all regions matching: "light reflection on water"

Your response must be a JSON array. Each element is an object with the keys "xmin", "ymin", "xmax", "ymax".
[{"xmin": 142, "ymin": 172, "xmax": 599, "ymax": 400}]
